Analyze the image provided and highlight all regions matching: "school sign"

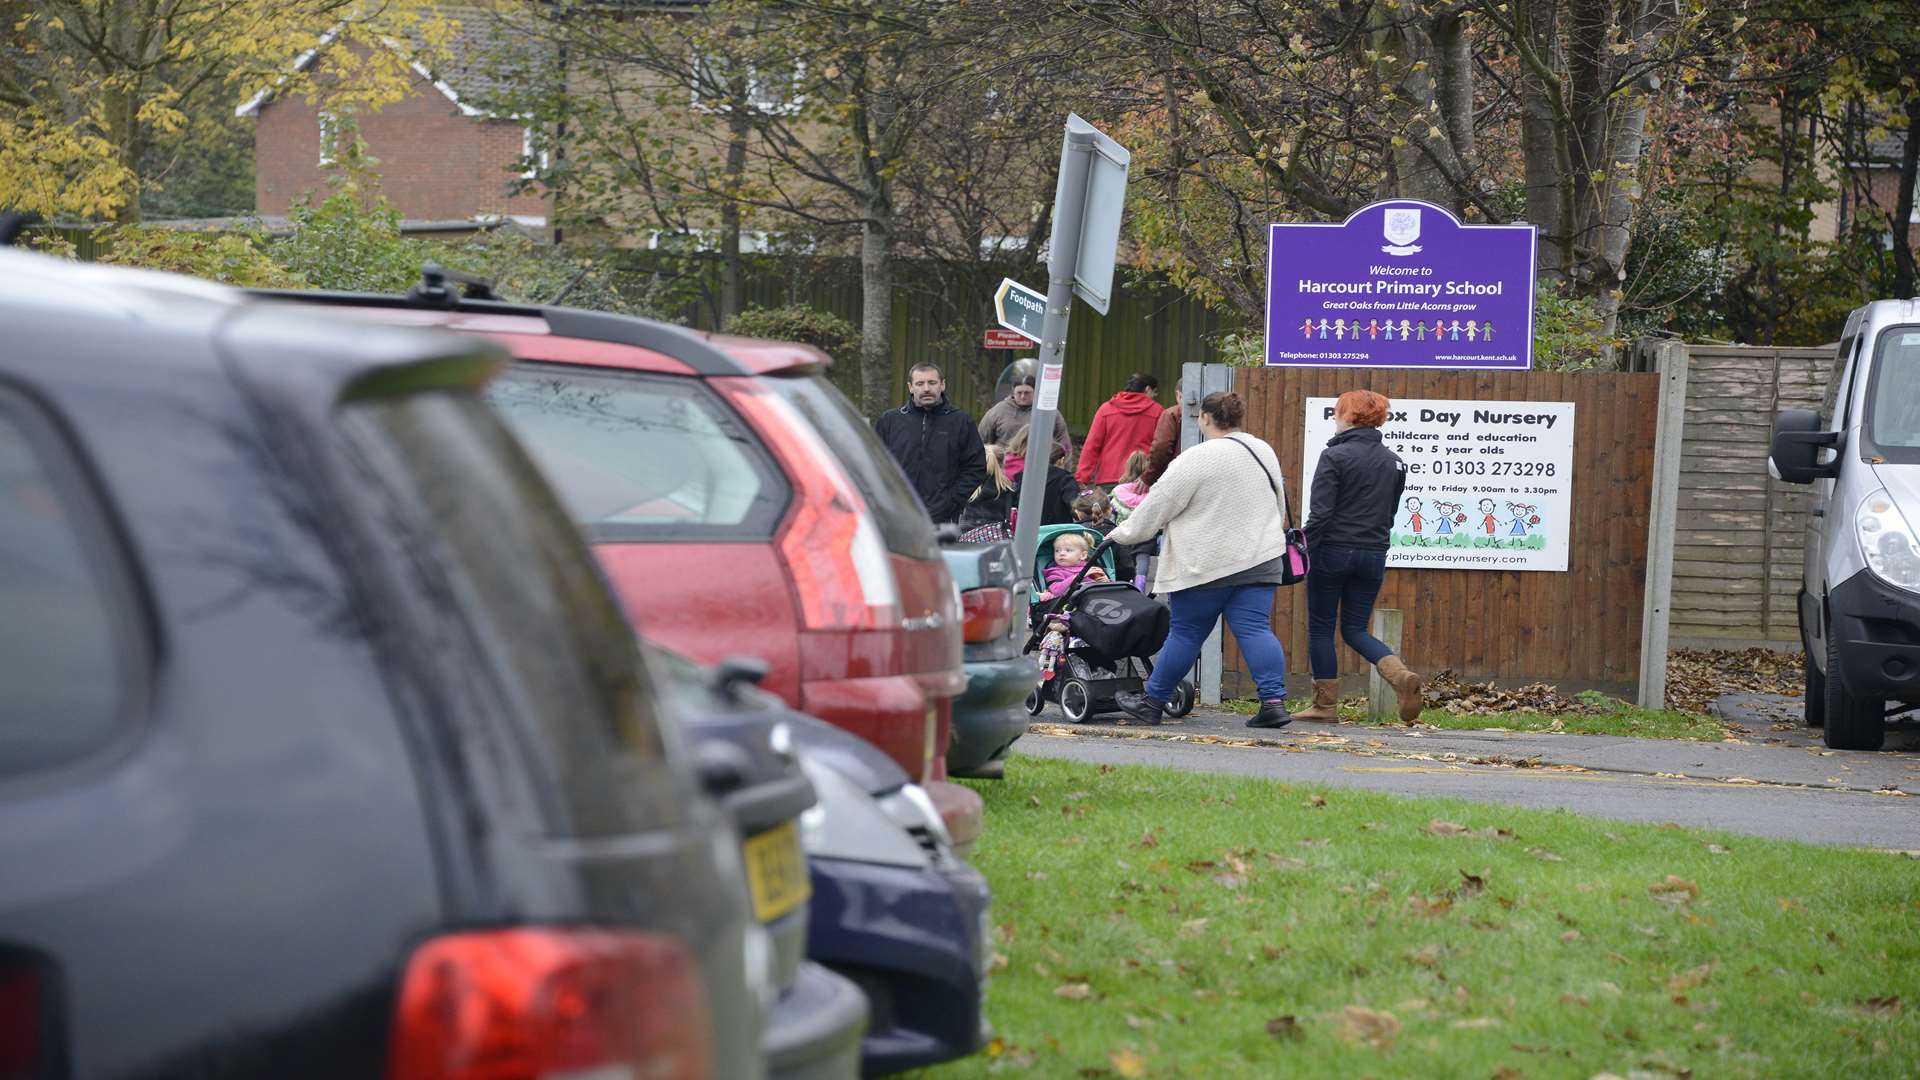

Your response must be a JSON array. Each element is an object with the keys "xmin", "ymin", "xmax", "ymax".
[{"xmin": 1265, "ymin": 200, "xmax": 1536, "ymax": 370}]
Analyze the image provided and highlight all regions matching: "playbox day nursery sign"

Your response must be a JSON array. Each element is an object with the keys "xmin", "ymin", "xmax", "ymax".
[
  {"xmin": 1300, "ymin": 398, "xmax": 1576, "ymax": 572},
  {"xmin": 1266, "ymin": 199, "xmax": 1536, "ymax": 370}
]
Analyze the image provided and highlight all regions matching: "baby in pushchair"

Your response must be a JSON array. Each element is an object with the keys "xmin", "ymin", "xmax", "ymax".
[{"xmin": 1022, "ymin": 524, "xmax": 1196, "ymax": 723}]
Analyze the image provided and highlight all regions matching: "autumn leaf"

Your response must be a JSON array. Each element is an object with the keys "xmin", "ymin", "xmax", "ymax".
[
  {"xmin": 1266, "ymin": 1014, "xmax": 1303, "ymax": 1040},
  {"xmin": 1055, "ymin": 981, "xmax": 1095, "ymax": 1001},
  {"xmin": 1852, "ymin": 995, "xmax": 1903, "ymax": 1016},
  {"xmin": 1649, "ymin": 875, "xmax": 1700, "ymax": 903},
  {"xmin": 1427, "ymin": 819, "xmax": 1471, "ymax": 836},
  {"xmin": 1666, "ymin": 964, "xmax": 1713, "ymax": 994},
  {"xmin": 1136, "ymin": 830, "xmax": 1159, "ymax": 849},
  {"xmin": 1306, "ymin": 794, "xmax": 1328, "ymax": 808},
  {"xmin": 1412, "ymin": 943, "xmax": 1443, "ymax": 967},
  {"xmin": 1459, "ymin": 870, "xmax": 1487, "ymax": 897},
  {"xmin": 1330, "ymin": 1005, "xmax": 1400, "ymax": 1049},
  {"xmin": 1109, "ymin": 1047, "xmax": 1147, "ymax": 1077},
  {"xmin": 1407, "ymin": 894, "xmax": 1453, "ymax": 918}
]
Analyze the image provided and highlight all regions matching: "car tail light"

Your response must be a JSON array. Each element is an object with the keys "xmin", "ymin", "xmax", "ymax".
[
  {"xmin": 389, "ymin": 928, "xmax": 710, "ymax": 1080},
  {"xmin": 716, "ymin": 380, "xmax": 899, "ymax": 629},
  {"xmin": 960, "ymin": 587, "xmax": 1012, "ymax": 643}
]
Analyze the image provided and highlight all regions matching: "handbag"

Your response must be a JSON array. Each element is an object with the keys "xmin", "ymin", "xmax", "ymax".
[{"xmin": 1227, "ymin": 436, "xmax": 1311, "ymax": 586}]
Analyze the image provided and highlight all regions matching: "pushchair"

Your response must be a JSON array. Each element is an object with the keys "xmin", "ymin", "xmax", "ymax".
[{"xmin": 1021, "ymin": 524, "xmax": 1196, "ymax": 723}]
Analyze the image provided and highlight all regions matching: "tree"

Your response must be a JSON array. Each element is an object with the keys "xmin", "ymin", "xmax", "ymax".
[{"xmin": 0, "ymin": 0, "xmax": 451, "ymax": 222}]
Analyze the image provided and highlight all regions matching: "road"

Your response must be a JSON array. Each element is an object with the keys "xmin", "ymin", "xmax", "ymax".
[{"xmin": 1009, "ymin": 701, "xmax": 1920, "ymax": 849}]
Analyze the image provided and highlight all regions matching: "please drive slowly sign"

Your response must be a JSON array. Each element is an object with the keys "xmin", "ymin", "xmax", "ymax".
[{"xmin": 1265, "ymin": 199, "xmax": 1536, "ymax": 370}]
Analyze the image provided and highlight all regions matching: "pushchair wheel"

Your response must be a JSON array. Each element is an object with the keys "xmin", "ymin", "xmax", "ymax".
[
  {"xmin": 1166, "ymin": 679, "xmax": 1197, "ymax": 718},
  {"xmin": 1023, "ymin": 686, "xmax": 1047, "ymax": 716},
  {"xmin": 1058, "ymin": 678, "xmax": 1094, "ymax": 723}
]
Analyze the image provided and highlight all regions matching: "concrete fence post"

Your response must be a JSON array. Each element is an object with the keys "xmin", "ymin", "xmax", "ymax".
[
  {"xmin": 1637, "ymin": 341, "xmax": 1689, "ymax": 709},
  {"xmin": 1366, "ymin": 608, "xmax": 1405, "ymax": 722}
]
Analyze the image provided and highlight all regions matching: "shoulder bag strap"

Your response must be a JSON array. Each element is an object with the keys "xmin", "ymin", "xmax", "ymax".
[{"xmin": 1226, "ymin": 435, "xmax": 1296, "ymax": 530}]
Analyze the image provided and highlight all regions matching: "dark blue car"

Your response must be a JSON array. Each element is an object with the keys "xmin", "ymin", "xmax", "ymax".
[{"xmin": 652, "ymin": 647, "xmax": 992, "ymax": 1077}]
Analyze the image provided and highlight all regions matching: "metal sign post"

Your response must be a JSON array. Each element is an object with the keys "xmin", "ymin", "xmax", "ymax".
[{"xmin": 1011, "ymin": 115, "xmax": 1129, "ymax": 578}]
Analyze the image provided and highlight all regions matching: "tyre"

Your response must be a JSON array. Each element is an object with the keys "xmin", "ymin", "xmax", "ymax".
[
  {"xmin": 1024, "ymin": 686, "xmax": 1047, "ymax": 716},
  {"xmin": 1059, "ymin": 678, "xmax": 1094, "ymax": 723},
  {"xmin": 1824, "ymin": 634, "xmax": 1885, "ymax": 750},
  {"xmin": 1803, "ymin": 648, "xmax": 1826, "ymax": 728},
  {"xmin": 1165, "ymin": 679, "xmax": 1197, "ymax": 718}
]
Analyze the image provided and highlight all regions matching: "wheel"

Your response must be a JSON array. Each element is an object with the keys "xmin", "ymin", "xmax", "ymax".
[
  {"xmin": 1824, "ymin": 633, "xmax": 1885, "ymax": 750},
  {"xmin": 1803, "ymin": 648, "xmax": 1826, "ymax": 728},
  {"xmin": 1165, "ymin": 679, "xmax": 1196, "ymax": 718},
  {"xmin": 1058, "ymin": 678, "xmax": 1094, "ymax": 723},
  {"xmin": 1024, "ymin": 686, "xmax": 1047, "ymax": 716}
]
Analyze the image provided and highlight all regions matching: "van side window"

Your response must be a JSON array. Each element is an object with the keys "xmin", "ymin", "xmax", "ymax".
[{"xmin": 0, "ymin": 391, "xmax": 142, "ymax": 778}]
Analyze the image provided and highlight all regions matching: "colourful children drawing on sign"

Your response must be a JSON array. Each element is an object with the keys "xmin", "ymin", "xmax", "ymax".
[
  {"xmin": 1434, "ymin": 500, "xmax": 1461, "ymax": 536},
  {"xmin": 1506, "ymin": 502, "xmax": 1539, "ymax": 537},
  {"xmin": 1300, "ymin": 317, "xmax": 1315, "ymax": 339},
  {"xmin": 1318, "ymin": 318, "xmax": 1330, "ymax": 339},
  {"xmin": 1481, "ymin": 321, "xmax": 1494, "ymax": 340},
  {"xmin": 1334, "ymin": 320, "xmax": 1347, "ymax": 341},
  {"xmin": 1404, "ymin": 496, "xmax": 1424, "ymax": 536},
  {"xmin": 1399, "ymin": 319, "xmax": 1413, "ymax": 340},
  {"xmin": 1367, "ymin": 319, "xmax": 1380, "ymax": 340},
  {"xmin": 1466, "ymin": 320, "xmax": 1479, "ymax": 342},
  {"xmin": 1478, "ymin": 498, "xmax": 1498, "ymax": 536}
]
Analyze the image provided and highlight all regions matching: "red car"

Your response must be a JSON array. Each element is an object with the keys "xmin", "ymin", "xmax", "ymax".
[{"xmin": 270, "ymin": 281, "xmax": 984, "ymax": 840}]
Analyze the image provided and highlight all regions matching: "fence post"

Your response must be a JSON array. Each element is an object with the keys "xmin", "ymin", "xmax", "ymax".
[
  {"xmin": 1637, "ymin": 341, "xmax": 1689, "ymax": 709},
  {"xmin": 1365, "ymin": 608, "xmax": 1405, "ymax": 722}
]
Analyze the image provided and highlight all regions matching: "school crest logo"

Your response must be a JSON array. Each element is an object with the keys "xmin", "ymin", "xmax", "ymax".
[{"xmin": 1381, "ymin": 207, "xmax": 1422, "ymax": 256}]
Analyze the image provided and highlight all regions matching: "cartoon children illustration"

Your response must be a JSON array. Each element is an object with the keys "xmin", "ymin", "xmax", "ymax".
[
  {"xmin": 1300, "ymin": 317, "xmax": 1316, "ymax": 339},
  {"xmin": 1505, "ymin": 502, "xmax": 1538, "ymax": 537},
  {"xmin": 1399, "ymin": 319, "xmax": 1413, "ymax": 340},
  {"xmin": 1466, "ymin": 320, "xmax": 1479, "ymax": 342},
  {"xmin": 1366, "ymin": 319, "xmax": 1380, "ymax": 340},
  {"xmin": 1478, "ymin": 498, "xmax": 1498, "ymax": 536},
  {"xmin": 1383, "ymin": 320, "xmax": 1396, "ymax": 341},
  {"xmin": 1415, "ymin": 320, "xmax": 1428, "ymax": 341},
  {"xmin": 1481, "ymin": 321, "xmax": 1494, "ymax": 341},
  {"xmin": 1448, "ymin": 320, "xmax": 1462, "ymax": 341},
  {"xmin": 1317, "ymin": 318, "xmax": 1330, "ymax": 339},
  {"xmin": 1404, "ymin": 496, "xmax": 1425, "ymax": 535},
  {"xmin": 1433, "ymin": 501, "xmax": 1461, "ymax": 536},
  {"xmin": 1334, "ymin": 319, "xmax": 1347, "ymax": 341},
  {"xmin": 1352, "ymin": 319, "xmax": 1364, "ymax": 337}
]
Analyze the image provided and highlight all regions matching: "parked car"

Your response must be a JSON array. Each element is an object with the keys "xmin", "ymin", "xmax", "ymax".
[
  {"xmin": 0, "ymin": 252, "xmax": 766, "ymax": 1078},
  {"xmin": 256, "ymin": 271, "xmax": 985, "ymax": 843},
  {"xmin": 1771, "ymin": 297, "xmax": 1920, "ymax": 750},
  {"xmin": 651, "ymin": 646, "xmax": 993, "ymax": 1077},
  {"xmin": 939, "ymin": 539, "xmax": 1041, "ymax": 778},
  {"xmin": 647, "ymin": 650, "xmax": 869, "ymax": 1079}
]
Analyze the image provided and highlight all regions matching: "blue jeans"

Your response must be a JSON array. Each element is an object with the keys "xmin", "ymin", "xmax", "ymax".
[
  {"xmin": 1145, "ymin": 583, "xmax": 1288, "ymax": 703},
  {"xmin": 1306, "ymin": 544, "xmax": 1393, "ymax": 679}
]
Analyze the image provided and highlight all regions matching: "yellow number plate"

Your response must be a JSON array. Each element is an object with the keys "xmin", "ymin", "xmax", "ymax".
[{"xmin": 742, "ymin": 821, "xmax": 811, "ymax": 923}]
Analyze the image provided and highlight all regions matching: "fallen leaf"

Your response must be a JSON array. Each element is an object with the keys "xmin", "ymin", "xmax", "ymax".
[
  {"xmin": 1265, "ymin": 854, "xmax": 1308, "ymax": 870},
  {"xmin": 1136, "ymin": 830, "xmax": 1159, "ymax": 849},
  {"xmin": 1459, "ymin": 870, "xmax": 1487, "ymax": 897},
  {"xmin": 1649, "ymin": 875, "xmax": 1700, "ymax": 902},
  {"xmin": 1109, "ymin": 1048, "xmax": 1146, "ymax": 1078},
  {"xmin": 1852, "ymin": 996, "xmax": 1903, "ymax": 1016},
  {"xmin": 1306, "ymin": 794, "xmax": 1328, "ymax": 808},
  {"xmin": 1778, "ymin": 897, "xmax": 1806, "ymax": 913},
  {"xmin": 1266, "ymin": 1015, "xmax": 1303, "ymax": 1040},
  {"xmin": 1873, "ymin": 787, "xmax": 1911, "ymax": 797},
  {"xmin": 1666, "ymin": 964, "xmax": 1713, "ymax": 993},
  {"xmin": 1299, "ymin": 837, "xmax": 1330, "ymax": 848},
  {"xmin": 1527, "ymin": 847, "xmax": 1566, "ymax": 863},
  {"xmin": 1184, "ymin": 860, "xmax": 1218, "ymax": 873},
  {"xmin": 1428, "ymin": 819, "xmax": 1471, "ymax": 836},
  {"xmin": 1493, "ymin": 1068, "xmax": 1524, "ymax": 1080},
  {"xmin": 1559, "ymin": 992, "xmax": 1588, "ymax": 1007},
  {"xmin": 1560, "ymin": 930, "xmax": 1582, "ymax": 943},
  {"xmin": 1704, "ymin": 843, "xmax": 1731, "ymax": 855},
  {"xmin": 1331, "ymin": 1005, "xmax": 1400, "ymax": 1049},
  {"xmin": 1407, "ymin": 894, "xmax": 1454, "ymax": 918},
  {"xmin": 1124, "ymin": 1014, "xmax": 1147, "ymax": 1030},
  {"xmin": 1028, "ymin": 795, "xmax": 1041, "ymax": 807},
  {"xmin": 1055, "ymin": 981, "xmax": 1094, "ymax": 1000},
  {"xmin": 1026, "ymin": 871, "xmax": 1050, "ymax": 881},
  {"xmin": 1452, "ymin": 1017, "xmax": 1501, "ymax": 1029},
  {"xmin": 1412, "ymin": 943, "xmax": 1443, "ymax": 967},
  {"xmin": 1723, "ymin": 776, "xmax": 1760, "ymax": 785},
  {"xmin": 1180, "ymin": 917, "xmax": 1210, "ymax": 935}
]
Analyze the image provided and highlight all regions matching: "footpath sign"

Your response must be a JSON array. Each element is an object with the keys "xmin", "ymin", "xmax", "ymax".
[
  {"xmin": 994, "ymin": 278, "xmax": 1047, "ymax": 342},
  {"xmin": 1266, "ymin": 199, "xmax": 1536, "ymax": 370},
  {"xmin": 983, "ymin": 328, "xmax": 1036, "ymax": 349},
  {"xmin": 1301, "ymin": 397, "xmax": 1575, "ymax": 572}
]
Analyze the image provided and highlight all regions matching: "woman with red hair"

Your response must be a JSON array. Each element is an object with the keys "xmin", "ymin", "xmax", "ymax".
[{"xmin": 1295, "ymin": 390, "xmax": 1425, "ymax": 723}]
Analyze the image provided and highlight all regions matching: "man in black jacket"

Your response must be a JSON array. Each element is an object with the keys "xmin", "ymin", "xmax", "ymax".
[{"xmin": 874, "ymin": 363, "xmax": 987, "ymax": 524}]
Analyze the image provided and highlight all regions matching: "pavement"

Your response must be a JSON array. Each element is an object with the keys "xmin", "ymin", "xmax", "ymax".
[{"xmin": 1007, "ymin": 695, "xmax": 1920, "ymax": 849}]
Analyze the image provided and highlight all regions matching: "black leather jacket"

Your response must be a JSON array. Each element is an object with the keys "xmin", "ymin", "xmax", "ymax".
[
  {"xmin": 1301, "ymin": 427, "xmax": 1406, "ymax": 552},
  {"xmin": 874, "ymin": 395, "xmax": 986, "ymax": 524}
]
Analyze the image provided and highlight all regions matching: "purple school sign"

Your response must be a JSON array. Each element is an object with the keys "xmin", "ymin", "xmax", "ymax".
[{"xmin": 1265, "ymin": 199, "xmax": 1536, "ymax": 370}]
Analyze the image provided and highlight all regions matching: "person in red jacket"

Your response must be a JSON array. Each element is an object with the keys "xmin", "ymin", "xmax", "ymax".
[{"xmin": 1077, "ymin": 373, "xmax": 1163, "ymax": 485}]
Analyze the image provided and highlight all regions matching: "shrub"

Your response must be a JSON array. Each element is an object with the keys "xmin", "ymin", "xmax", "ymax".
[{"xmin": 726, "ymin": 303, "xmax": 861, "ymax": 362}]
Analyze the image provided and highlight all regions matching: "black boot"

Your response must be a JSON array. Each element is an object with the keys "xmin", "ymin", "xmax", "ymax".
[
  {"xmin": 1246, "ymin": 701, "xmax": 1292, "ymax": 729},
  {"xmin": 1115, "ymin": 690, "xmax": 1166, "ymax": 726}
]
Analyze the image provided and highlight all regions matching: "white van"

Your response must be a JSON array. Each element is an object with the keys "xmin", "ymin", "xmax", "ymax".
[{"xmin": 1770, "ymin": 299, "xmax": 1920, "ymax": 750}]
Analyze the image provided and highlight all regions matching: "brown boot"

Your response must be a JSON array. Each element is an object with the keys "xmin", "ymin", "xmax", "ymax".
[
  {"xmin": 1376, "ymin": 655, "xmax": 1424, "ymax": 723},
  {"xmin": 1292, "ymin": 679, "xmax": 1341, "ymax": 722}
]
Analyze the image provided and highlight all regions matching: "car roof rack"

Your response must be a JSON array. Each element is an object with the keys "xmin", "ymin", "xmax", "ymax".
[{"xmin": 247, "ymin": 266, "xmax": 748, "ymax": 377}]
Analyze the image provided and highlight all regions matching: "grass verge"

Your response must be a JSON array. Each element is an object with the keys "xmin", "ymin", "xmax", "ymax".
[
  {"xmin": 910, "ymin": 758, "xmax": 1919, "ymax": 1078},
  {"xmin": 1214, "ymin": 694, "xmax": 1733, "ymax": 741}
]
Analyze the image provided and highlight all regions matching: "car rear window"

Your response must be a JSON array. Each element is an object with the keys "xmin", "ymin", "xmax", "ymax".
[
  {"xmin": 1866, "ymin": 326, "xmax": 1920, "ymax": 459},
  {"xmin": 0, "ymin": 393, "xmax": 138, "ymax": 778},
  {"xmin": 761, "ymin": 373, "xmax": 939, "ymax": 559},
  {"xmin": 343, "ymin": 390, "xmax": 684, "ymax": 836},
  {"xmin": 487, "ymin": 363, "xmax": 788, "ymax": 542}
]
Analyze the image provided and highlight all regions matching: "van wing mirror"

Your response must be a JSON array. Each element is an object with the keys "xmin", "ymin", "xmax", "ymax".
[{"xmin": 1770, "ymin": 408, "xmax": 1841, "ymax": 484}]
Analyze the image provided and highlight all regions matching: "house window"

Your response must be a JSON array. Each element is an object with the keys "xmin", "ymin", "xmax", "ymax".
[
  {"xmin": 318, "ymin": 110, "xmax": 339, "ymax": 167},
  {"xmin": 690, "ymin": 54, "xmax": 805, "ymax": 116},
  {"xmin": 521, "ymin": 127, "xmax": 551, "ymax": 179}
]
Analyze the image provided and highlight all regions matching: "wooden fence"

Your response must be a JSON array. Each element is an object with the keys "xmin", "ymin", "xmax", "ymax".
[
  {"xmin": 1668, "ymin": 345, "xmax": 1830, "ymax": 646},
  {"xmin": 1226, "ymin": 366, "xmax": 1662, "ymax": 695}
]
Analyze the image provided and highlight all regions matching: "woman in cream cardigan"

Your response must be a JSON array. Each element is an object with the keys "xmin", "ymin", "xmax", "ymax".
[{"xmin": 1108, "ymin": 392, "xmax": 1293, "ymax": 728}]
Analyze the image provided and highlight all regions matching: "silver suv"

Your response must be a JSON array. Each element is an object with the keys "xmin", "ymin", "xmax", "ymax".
[{"xmin": 1771, "ymin": 298, "xmax": 1920, "ymax": 750}]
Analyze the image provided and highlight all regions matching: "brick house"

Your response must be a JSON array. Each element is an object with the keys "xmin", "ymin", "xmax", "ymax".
[
  {"xmin": 1832, "ymin": 131, "xmax": 1920, "ymax": 251},
  {"xmin": 238, "ymin": 25, "xmax": 551, "ymax": 227}
]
